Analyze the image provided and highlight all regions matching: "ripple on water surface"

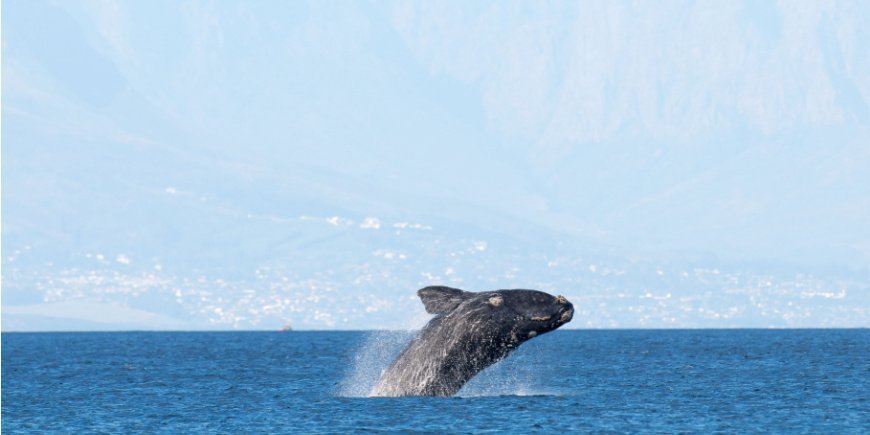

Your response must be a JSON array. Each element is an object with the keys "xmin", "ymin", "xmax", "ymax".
[{"xmin": 2, "ymin": 330, "xmax": 868, "ymax": 432}]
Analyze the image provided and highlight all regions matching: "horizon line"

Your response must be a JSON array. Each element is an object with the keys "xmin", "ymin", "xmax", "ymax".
[{"xmin": 2, "ymin": 327, "xmax": 867, "ymax": 333}]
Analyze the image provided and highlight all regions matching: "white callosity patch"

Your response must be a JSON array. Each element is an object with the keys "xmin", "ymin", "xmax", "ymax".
[{"xmin": 560, "ymin": 309, "xmax": 573, "ymax": 324}]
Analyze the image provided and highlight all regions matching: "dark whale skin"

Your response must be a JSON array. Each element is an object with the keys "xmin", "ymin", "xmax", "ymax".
[{"xmin": 371, "ymin": 286, "xmax": 574, "ymax": 397}]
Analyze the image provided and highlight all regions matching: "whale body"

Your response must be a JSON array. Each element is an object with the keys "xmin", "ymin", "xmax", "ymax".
[{"xmin": 371, "ymin": 286, "xmax": 574, "ymax": 397}]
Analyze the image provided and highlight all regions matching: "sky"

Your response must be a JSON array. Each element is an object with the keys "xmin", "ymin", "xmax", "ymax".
[{"xmin": 2, "ymin": 0, "xmax": 869, "ymax": 330}]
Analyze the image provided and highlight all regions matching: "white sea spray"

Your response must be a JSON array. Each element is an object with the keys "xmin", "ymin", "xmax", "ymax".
[{"xmin": 336, "ymin": 330, "xmax": 414, "ymax": 397}]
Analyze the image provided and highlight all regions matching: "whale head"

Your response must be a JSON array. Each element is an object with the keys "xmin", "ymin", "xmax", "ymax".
[
  {"xmin": 417, "ymin": 286, "xmax": 574, "ymax": 345},
  {"xmin": 494, "ymin": 290, "xmax": 574, "ymax": 339}
]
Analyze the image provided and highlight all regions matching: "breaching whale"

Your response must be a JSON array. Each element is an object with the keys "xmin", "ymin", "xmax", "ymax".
[{"xmin": 371, "ymin": 286, "xmax": 574, "ymax": 397}]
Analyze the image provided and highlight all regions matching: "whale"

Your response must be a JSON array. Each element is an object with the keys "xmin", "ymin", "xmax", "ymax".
[{"xmin": 371, "ymin": 286, "xmax": 573, "ymax": 397}]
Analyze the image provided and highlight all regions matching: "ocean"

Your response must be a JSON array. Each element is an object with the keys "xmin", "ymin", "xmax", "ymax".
[{"xmin": 2, "ymin": 330, "xmax": 867, "ymax": 433}]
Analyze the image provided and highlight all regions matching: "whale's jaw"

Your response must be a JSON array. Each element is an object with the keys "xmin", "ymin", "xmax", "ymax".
[{"xmin": 559, "ymin": 306, "xmax": 574, "ymax": 324}]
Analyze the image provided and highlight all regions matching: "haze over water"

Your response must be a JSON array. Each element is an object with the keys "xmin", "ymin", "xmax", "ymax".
[{"xmin": 3, "ymin": 1, "xmax": 869, "ymax": 331}]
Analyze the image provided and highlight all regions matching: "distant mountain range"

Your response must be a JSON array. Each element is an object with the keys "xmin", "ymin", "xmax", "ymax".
[{"xmin": 3, "ymin": 1, "xmax": 868, "ymax": 329}]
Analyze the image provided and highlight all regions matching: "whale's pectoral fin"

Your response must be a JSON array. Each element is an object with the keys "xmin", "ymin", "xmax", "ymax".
[{"xmin": 417, "ymin": 286, "xmax": 472, "ymax": 314}]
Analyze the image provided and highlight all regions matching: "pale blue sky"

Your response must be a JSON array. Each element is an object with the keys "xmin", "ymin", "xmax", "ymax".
[{"xmin": 3, "ymin": 1, "xmax": 869, "ymax": 330}]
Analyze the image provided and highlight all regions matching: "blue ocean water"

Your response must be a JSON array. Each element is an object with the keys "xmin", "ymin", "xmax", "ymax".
[{"xmin": 2, "ymin": 330, "xmax": 867, "ymax": 433}]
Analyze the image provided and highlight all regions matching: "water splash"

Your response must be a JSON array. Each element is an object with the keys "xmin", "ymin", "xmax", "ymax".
[
  {"xmin": 458, "ymin": 339, "xmax": 548, "ymax": 397},
  {"xmin": 336, "ymin": 330, "xmax": 414, "ymax": 397}
]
